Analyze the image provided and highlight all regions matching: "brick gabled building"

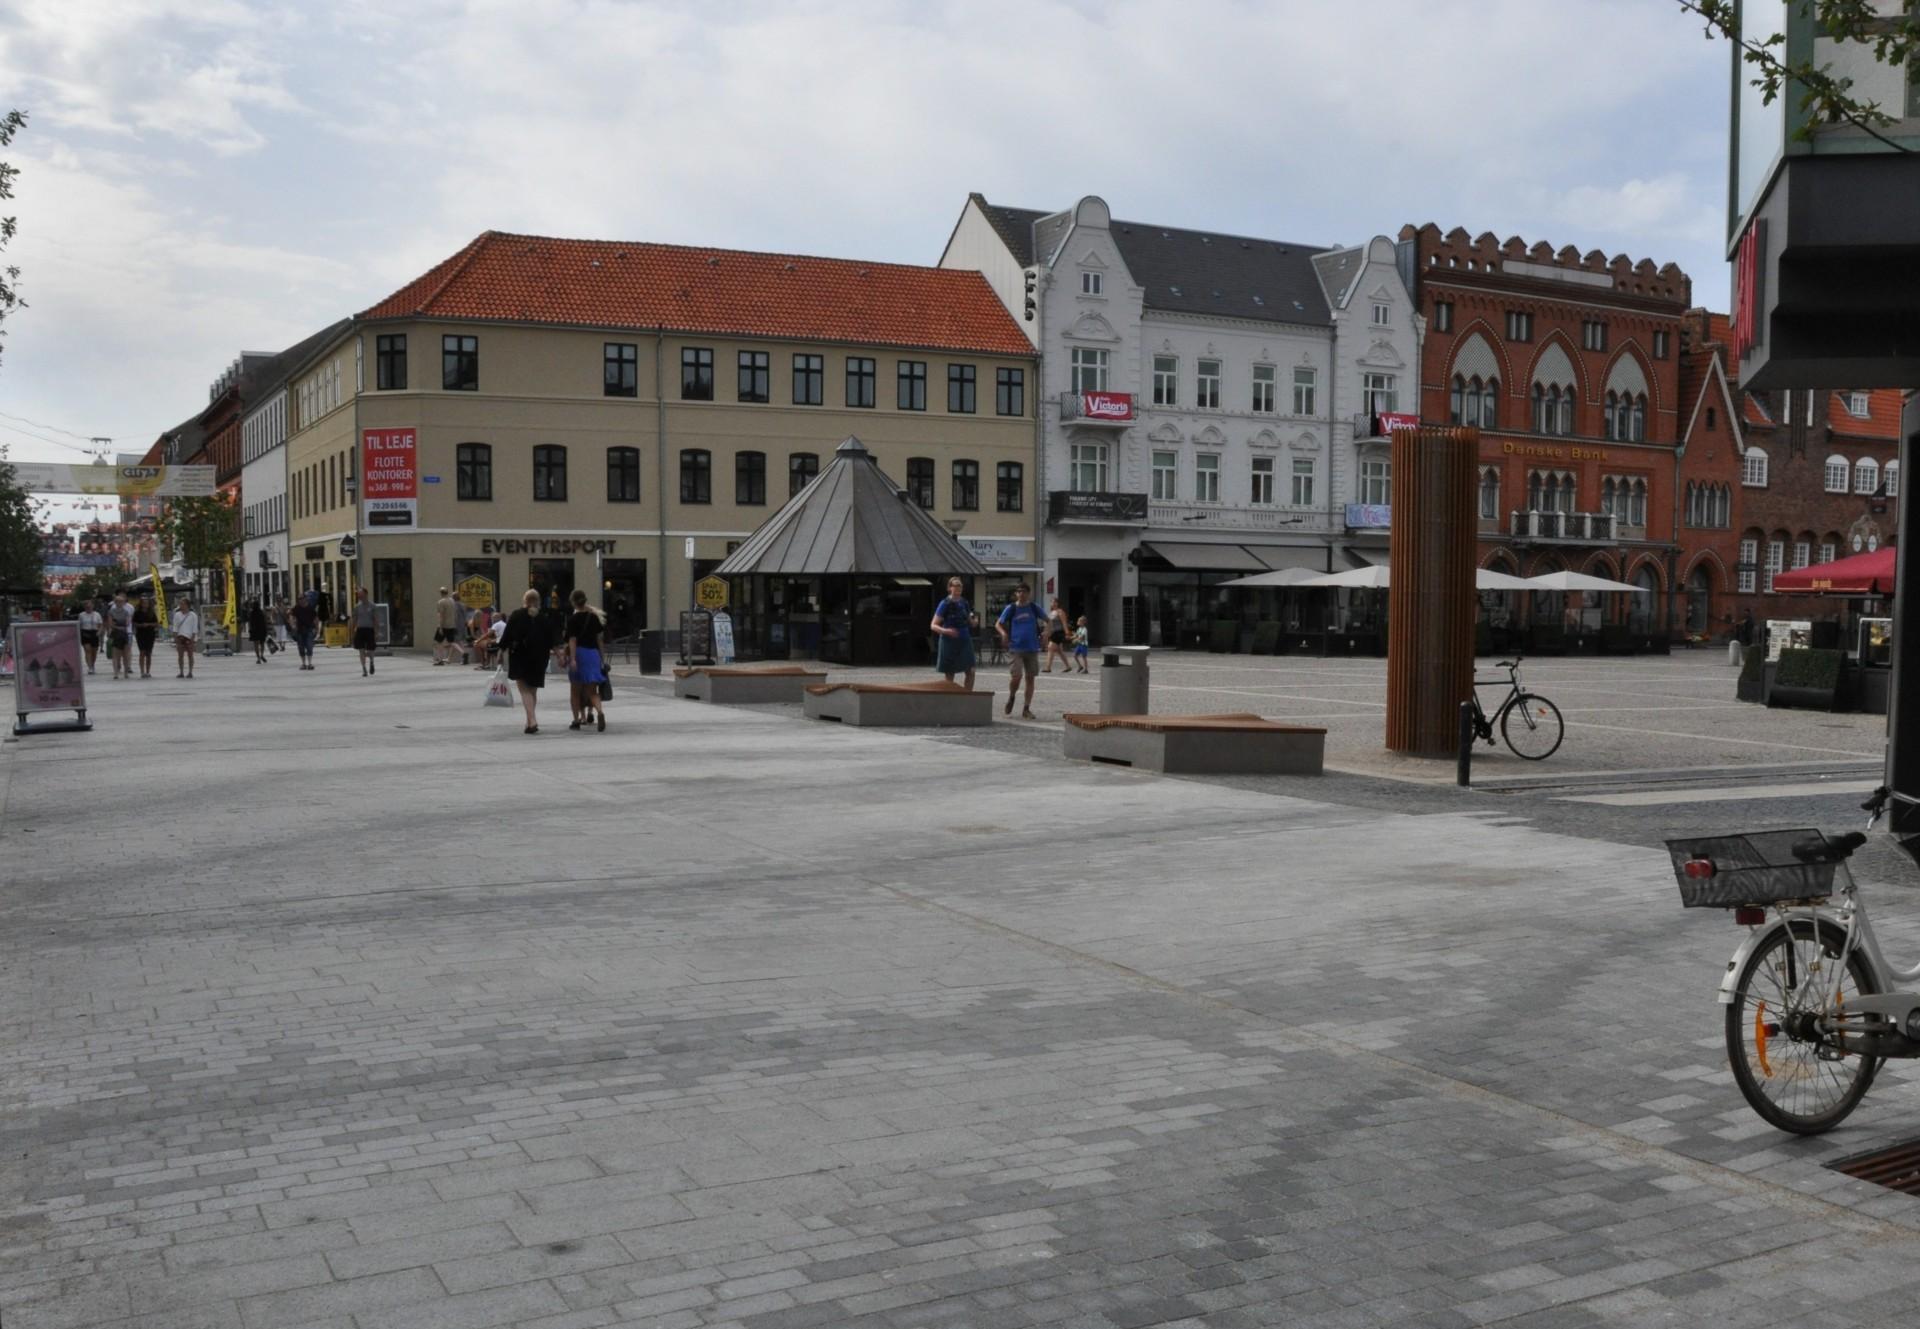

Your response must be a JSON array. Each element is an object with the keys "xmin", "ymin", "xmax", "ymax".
[
  {"xmin": 1399, "ymin": 224, "xmax": 1692, "ymax": 647},
  {"xmin": 1671, "ymin": 314, "xmax": 1745, "ymax": 637}
]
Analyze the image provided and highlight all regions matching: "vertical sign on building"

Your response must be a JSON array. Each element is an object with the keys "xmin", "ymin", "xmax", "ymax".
[{"xmin": 362, "ymin": 428, "xmax": 418, "ymax": 528}]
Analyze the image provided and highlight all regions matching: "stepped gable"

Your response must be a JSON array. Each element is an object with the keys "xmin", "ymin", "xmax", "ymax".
[{"xmin": 1398, "ymin": 222, "xmax": 1692, "ymax": 304}]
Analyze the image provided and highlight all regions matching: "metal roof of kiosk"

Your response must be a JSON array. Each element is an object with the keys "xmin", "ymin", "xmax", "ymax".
[{"xmin": 714, "ymin": 436, "xmax": 990, "ymax": 578}]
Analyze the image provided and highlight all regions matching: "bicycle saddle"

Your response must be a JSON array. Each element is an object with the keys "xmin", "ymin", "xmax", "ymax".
[{"xmin": 1792, "ymin": 831, "xmax": 1867, "ymax": 862}]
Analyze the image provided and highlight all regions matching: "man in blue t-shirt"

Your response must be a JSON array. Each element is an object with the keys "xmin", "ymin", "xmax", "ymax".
[{"xmin": 995, "ymin": 581, "xmax": 1048, "ymax": 719}]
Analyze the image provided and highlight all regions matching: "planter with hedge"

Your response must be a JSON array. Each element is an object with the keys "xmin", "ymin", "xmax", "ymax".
[{"xmin": 1767, "ymin": 646, "xmax": 1846, "ymax": 711}]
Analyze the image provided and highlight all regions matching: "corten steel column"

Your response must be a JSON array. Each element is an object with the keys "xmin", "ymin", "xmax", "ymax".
[{"xmin": 1385, "ymin": 426, "xmax": 1480, "ymax": 755}]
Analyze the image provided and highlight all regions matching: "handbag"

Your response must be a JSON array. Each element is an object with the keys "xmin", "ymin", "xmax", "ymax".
[
  {"xmin": 598, "ymin": 677, "xmax": 613, "ymax": 701},
  {"xmin": 483, "ymin": 665, "xmax": 514, "ymax": 708}
]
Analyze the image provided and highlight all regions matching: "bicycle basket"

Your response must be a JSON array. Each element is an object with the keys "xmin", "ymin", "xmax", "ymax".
[{"xmin": 1665, "ymin": 829, "xmax": 1844, "ymax": 909}]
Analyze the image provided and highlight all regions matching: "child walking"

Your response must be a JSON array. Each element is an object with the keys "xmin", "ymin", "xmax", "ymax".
[{"xmin": 1072, "ymin": 617, "xmax": 1090, "ymax": 673}]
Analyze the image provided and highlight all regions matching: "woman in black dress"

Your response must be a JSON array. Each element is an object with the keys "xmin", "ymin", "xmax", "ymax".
[
  {"xmin": 246, "ymin": 600, "xmax": 271, "ymax": 663},
  {"xmin": 498, "ymin": 588, "xmax": 557, "ymax": 733}
]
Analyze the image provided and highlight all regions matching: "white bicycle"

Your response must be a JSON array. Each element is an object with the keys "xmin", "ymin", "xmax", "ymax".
[{"xmin": 1671, "ymin": 787, "xmax": 1920, "ymax": 1134}]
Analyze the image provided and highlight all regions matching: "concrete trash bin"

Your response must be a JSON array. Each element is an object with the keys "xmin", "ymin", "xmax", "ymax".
[{"xmin": 1099, "ymin": 644, "xmax": 1151, "ymax": 714}]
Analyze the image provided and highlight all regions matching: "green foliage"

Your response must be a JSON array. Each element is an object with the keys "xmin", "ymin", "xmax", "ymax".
[
  {"xmin": 1680, "ymin": 0, "xmax": 1920, "ymax": 148},
  {"xmin": 159, "ymin": 495, "xmax": 238, "ymax": 572},
  {"xmin": 0, "ymin": 109, "xmax": 24, "ymax": 364},
  {"xmin": 1775, "ymin": 646, "xmax": 1843, "ymax": 690},
  {"xmin": 0, "ymin": 454, "xmax": 42, "ymax": 592},
  {"xmin": 63, "ymin": 563, "xmax": 134, "ymax": 605}
]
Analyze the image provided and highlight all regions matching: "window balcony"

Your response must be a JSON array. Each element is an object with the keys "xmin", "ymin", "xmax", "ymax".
[
  {"xmin": 1148, "ymin": 502, "xmax": 1338, "ymax": 533},
  {"xmin": 1509, "ymin": 509, "xmax": 1616, "ymax": 543}
]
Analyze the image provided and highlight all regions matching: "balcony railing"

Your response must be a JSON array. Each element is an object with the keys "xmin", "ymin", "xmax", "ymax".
[
  {"xmin": 1148, "ymin": 502, "xmax": 1339, "ymax": 533},
  {"xmin": 1509, "ymin": 509, "xmax": 1615, "ymax": 542}
]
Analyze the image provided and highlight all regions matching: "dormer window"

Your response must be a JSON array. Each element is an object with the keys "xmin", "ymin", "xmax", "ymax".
[
  {"xmin": 1371, "ymin": 302, "xmax": 1390, "ymax": 326},
  {"xmin": 1848, "ymin": 391, "xmax": 1870, "ymax": 417},
  {"xmin": 1081, "ymin": 271, "xmax": 1102, "ymax": 296}
]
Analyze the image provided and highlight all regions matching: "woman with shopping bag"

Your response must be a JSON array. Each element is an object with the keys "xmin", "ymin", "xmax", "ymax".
[{"xmin": 496, "ymin": 588, "xmax": 558, "ymax": 733}]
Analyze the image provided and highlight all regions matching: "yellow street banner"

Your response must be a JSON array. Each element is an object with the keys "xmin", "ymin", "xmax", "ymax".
[
  {"xmin": 10, "ymin": 462, "xmax": 216, "ymax": 498},
  {"xmin": 222, "ymin": 556, "xmax": 238, "ymax": 633},
  {"xmin": 149, "ymin": 564, "xmax": 169, "ymax": 631}
]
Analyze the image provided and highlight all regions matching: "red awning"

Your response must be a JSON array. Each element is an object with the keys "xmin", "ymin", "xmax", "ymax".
[{"xmin": 1772, "ymin": 545, "xmax": 1895, "ymax": 595}]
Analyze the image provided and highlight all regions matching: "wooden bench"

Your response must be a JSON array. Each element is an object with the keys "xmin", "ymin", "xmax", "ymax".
[
  {"xmin": 803, "ymin": 680, "xmax": 996, "ymax": 727},
  {"xmin": 673, "ymin": 665, "xmax": 828, "ymax": 704},
  {"xmin": 1062, "ymin": 712, "xmax": 1326, "ymax": 775}
]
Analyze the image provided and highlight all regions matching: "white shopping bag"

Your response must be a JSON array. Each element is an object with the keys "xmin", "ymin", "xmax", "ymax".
[{"xmin": 484, "ymin": 665, "xmax": 514, "ymax": 708}]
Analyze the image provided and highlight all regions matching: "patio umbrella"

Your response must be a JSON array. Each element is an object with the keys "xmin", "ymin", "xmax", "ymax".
[
  {"xmin": 1771, "ymin": 545, "xmax": 1894, "ymax": 595},
  {"xmin": 1524, "ymin": 570, "xmax": 1649, "ymax": 593},
  {"xmin": 1215, "ymin": 567, "xmax": 1326, "ymax": 589},
  {"xmin": 1301, "ymin": 566, "xmax": 1392, "ymax": 589},
  {"xmin": 1475, "ymin": 568, "xmax": 1533, "ymax": 591}
]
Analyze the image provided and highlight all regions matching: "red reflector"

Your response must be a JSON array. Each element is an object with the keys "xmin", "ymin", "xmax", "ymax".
[
  {"xmin": 1734, "ymin": 906, "xmax": 1767, "ymax": 926},
  {"xmin": 1683, "ymin": 859, "xmax": 1716, "ymax": 879}
]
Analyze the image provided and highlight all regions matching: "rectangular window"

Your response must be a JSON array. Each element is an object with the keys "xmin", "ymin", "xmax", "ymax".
[
  {"xmin": 846, "ymin": 357, "xmax": 876, "ymax": 408},
  {"xmin": 947, "ymin": 363, "xmax": 976, "ymax": 414},
  {"xmin": 952, "ymin": 460, "xmax": 979, "ymax": 511},
  {"xmin": 1359, "ymin": 458, "xmax": 1391, "ymax": 506},
  {"xmin": 792, "ymin": 353, "xmax": 823, "ymax": 405},
  {"xmin": 1434, "ymin": 301, "xmax": 1453, "ymax": 333},
  {"xmin": 680, "ymin": 449, "xmax": 711, "ymax": 504},
  {"xmin": 457, "ymin": 443, "xmax": 492, "ymax": 501},
  {"xmin": 1825, "ymin": 456, "xmax": 1849, "ymax": 492},
  {"xmin": 788, "ymin": 451, "xmax": 819, "ymax": 498},
  {"xmin": 1764, "ymin": 539, "xmax": 1784, "ymax": 593},
  {"xmin": 604, "ymin": 342, "xmax": 638, "ymax": 397},
  {"xmin": 1291, "ymin": 458, "xmax": 1315, "ymax": 506},
  {"xmin": 1070, "ymin": 443, "xmax": 1109, "ymax": 493},
  {"xmin": 1792, "ymin": 541, "xmax": 1810, "ymax": 570},
  {"xmin": 607, "ymin": 446, "xmax": 641, "ymax": 503},
  {"xmin": 1738, "ymin": 537, "xmax": 1758, "ymax": 593},
  {"xmin": 533, "ymin": 444, "xmax": 568, "ymax": 502},
  {"xmin": 897, "ymin": 360, "xmax": 927, "ymax": 411},
  {"xmin": 1371, "ymin": 302, "xmax": 1390, "ymax": 326},
  {"xmin": 907, "ymin": 457, "xmax": 935, "ymax": 508},
  {"xmin": 737, "ymin": 351, "xmax": 770, "ymax": 403},
  {"xmin": 375, "ymin": 334, "xmax": 406, "ymax": 390},
  {"xmin": 1820, "ymin": 541, "xmax": 1836, "ymax": 564},
  {"xmin": 442, "ymin": 335, "xmax": 478, "ymax": 391},
  {"xmin": 1652, "ymin": 330, "xmax": 1670, "ymax": 359},
  {"xmin": 1505, "ymin": 311, "xmax": 1532, "ymax": 342},
  {"xmin": 1069, "ymin": 347, "xmax": 1108, "ymax": 393},
  {"xmin": 1250, "ymin": 456, "xmax": 1274, "ymax": 505},
  {"xmin": 735, "ymin": 451, "xmax": 767, "ymax": 505},
  {"xmin": 995, "ymin": 367, "xmax": 1024, "ymax": 416},
  {"xmin": 1151, "ymin": 450, "xmax": 1178, "ymax": 501},
  {"xmin": 996, "ymin": 461, "xmax": 1023, "ymax": 512},
  {"xmin": 1292, "ymin": 367, "xmax": 1316, "ymax": 416},
  {"xmin": 1252, "ymin": 365, "xmax": 1275, "ymax": 413},
  {"xmin": 1362, "ymin": 373, "xmax": 1397, "ymax": 415},
  {"xmin": 681, "ymin": 347, "xmax": 714, "ymax": 400},
  {"xmin": 1582, "ymin": 320, "xmax": 1608, "ymax": 352},
  {"xmin": 1194, "ymin": 453, "xmax": 1219, "ymax": 503},
  {"xmin": 1848, "ymin": 391, "xmax": 1870, "ymax": 417},
  {"xmin": 1196, "ymin": 358, "xmax": 1221, "ymax": 410},
  {"xmin": 1081, "ymin": 271, "xmax": 1102, "ymax": 295},
  {"xmin": 1152, "ymin": 355, "xmax": 1177, "ymax": 406}
]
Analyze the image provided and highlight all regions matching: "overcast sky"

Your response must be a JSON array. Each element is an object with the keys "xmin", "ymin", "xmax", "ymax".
[{"xmin": 0, "ymin": 0, "xmax": 1733, "ymax": 502}]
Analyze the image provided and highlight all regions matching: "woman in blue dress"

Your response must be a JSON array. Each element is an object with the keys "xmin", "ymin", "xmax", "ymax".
[{"xmin": 929, "ymin": 575, "xmax": 976, "ymax": 690}]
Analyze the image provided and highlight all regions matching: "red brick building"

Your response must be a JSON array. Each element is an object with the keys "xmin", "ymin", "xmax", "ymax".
[
  {"xmin": 1671, "ymin": 314, "xmax": 1745, "ymax": 637},
  {"xmin": 1399, "ymin": 224, "xmax": 1693, "ymax": 646}
]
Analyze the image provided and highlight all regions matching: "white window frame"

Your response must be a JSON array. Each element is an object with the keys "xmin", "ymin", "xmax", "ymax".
[
  {"xmin": 1371, "ymin": 302, "xmax": 1390, "ymax": 326},
  {"xmin": 1764, "ymin": 539, "xmax": 1784, "ymax": 593},
  {"xmin": 1738, "ymin": 537, "xmax": 1757, "ymax": 593},
  {"xmin": 1292, "ymin": 367, "xmax": 1316, "ymax": 416},
  {"xmin": 1195, "ymin": 359, "xmax": 1221, "ymax": 410},
  {"xmin": 1849, "ymin": 391, "xmax": 1870, "ymax": 417},
  {"xmin": 1291, "ymin": 458, "xmax": 1314, "ymax": 506},
  {"xmin": 1069, "ymin": 347, "xmax": 1109, "ymax": 393},
  {"xmin": 1081, "ymin": 271, "xmax": 1102, "ymax": 296},
  {"xmin": 1742, "ymin": 448, "xmax": 1769, "ymax": 488},
  {"xmin": 1887, "ymin": 461, "xmax": 1900, "ymax": 498},
  {"xmin": 1358, "ymin": 457, "xmax": 1391, "ymax": 506},
  {"xmin": 1362, "ymin": 373, "xmax": 1397, "ymax": 416},
  {"xmin": 1194, "ymin": 453, "xmax": 1220, "ymax": 503},
  {"xmin": 1068, "ymin": 441, "xmax": 1109, "ymax": 492},
  {"xmin": 1820, "ymin": 541, "xmax": 1837, "ymax": 564},
  {"xmin": 1250, "ymin": 456, "xmax": 1275, "ymax": 505},
  {"xmin": 1251, "ymin": 364, "xmax": 1275, "ymax": 414},
  {"xmin": 1792, "ymin": 541, "xmax": 1811, "ymax": 570},
  {"xmin": 1855, "ymin": 457, "xmax": 1880, "ymax": 495},
  {"xmin": 1151, "ymin": 355, "xmax": 1177, "ymax": 407},
  {"xmin": 1825, "ymin": 455, "xmax": 1850, "ymax": 492},
  {"xmin": 1151, "ymin": 450, "xmax": 1178, "ymax": 501}
]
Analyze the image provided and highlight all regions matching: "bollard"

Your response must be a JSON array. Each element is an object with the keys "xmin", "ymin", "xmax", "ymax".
[{"xmin": 1457, "ymin": 701, "xmax": 1474, "ymax": 787}]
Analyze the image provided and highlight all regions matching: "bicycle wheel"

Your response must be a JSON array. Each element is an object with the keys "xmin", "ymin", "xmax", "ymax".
[
  {"xmin": 1498, "ymin": 693, "xmax": 1563, "ymax": 760},
  {"xmin": 1726, "ymin": 920, "xmax": 1881, "ymax": 1135}
]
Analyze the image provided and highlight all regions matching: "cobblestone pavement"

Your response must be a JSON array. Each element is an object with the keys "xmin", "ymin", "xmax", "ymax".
[{"xmin": 3, "ymin": 649, "xmax": 1918, "ymax": 1328}]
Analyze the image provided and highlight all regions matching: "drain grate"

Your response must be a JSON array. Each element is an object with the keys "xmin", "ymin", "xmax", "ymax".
[{"xmin": 1827, "ymin": 1138, "xmax": 1920, "ymax": 1195}]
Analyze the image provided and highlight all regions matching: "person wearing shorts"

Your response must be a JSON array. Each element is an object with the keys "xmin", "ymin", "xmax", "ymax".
[
  {"xmin": 107, "ymin": 591, "xmax": 135, "ymax": 679},
  {"xmin": 432, "ymin": 587, "xmax": 463, "ymax": 665},
  {"xmin": 995, "ymin": 582, "xmax": 1048, "ymax": 720},
  {"xmin": 77, "ymin": 602, "xmax": 102, "ymax": 673},
  {"xmin": 351, "ymin": 587, "xmax": 378, "ymax": 676},
  {"xmin": 171, "ymin": 598, "xmax": 200, "ymax": 679}
]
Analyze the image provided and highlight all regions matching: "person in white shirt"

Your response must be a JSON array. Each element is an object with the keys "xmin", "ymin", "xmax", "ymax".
[
  {"xmin": 76, "ymin": 602, "xmax": 103, "ymax": 673},
  {"xmin": 172, "ymin": 598, "xmax": 200, "ymax": 679}
]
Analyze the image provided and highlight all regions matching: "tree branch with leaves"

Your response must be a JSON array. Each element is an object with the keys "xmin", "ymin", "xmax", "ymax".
[{"xmin": 0, "ymin": 109, "xmax": 27, "ymax": 365}]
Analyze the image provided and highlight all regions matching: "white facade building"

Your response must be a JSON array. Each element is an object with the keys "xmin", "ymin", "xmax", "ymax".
[
  {"xmin": 940, "ymin": 194, "xmax": 1420, "ymax": 646},
  {"xmin": 238, "ymin": 319, "xmax": 348, "ymax": 606}
]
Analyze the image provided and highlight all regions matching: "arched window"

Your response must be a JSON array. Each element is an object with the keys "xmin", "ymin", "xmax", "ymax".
[
  {"xmin": 1742, "ymin": 447, "xmax": 1769, "ymax": 487},
  {"xmin": 1855, "ymin": 457, "xmax": 1880, "ymax": 494},
  {"xmin": 1450, "ymin": 375, "xmax": 1465, "ymax": 425},
  {"xmin": 1824, "ymin": 455, "xmax": 1850, "ymax": 492},
  {"xmin": 1629, "ymin": 478, "xmax": 1647, "ymax": 527},
  {"xmin": 1684, "ymin": 481, "xmax": 1697, "ymax": 526},
  {"xmin": 1527, "ymin": 470, "xmax": 1543, "ymax": 510},
  {"xmin": 1479, "ymin": 466, "xmax": 1500, "ymax": 520},
  {"xmin": 1887, "ymin": 460, "xmax": 1900, "ymax": 498},
  {"xmin": 1630, "ymin": 394, "xmax": 1646, "ymax": 442},
  {"xmin": 1556, "ymin": 387, "xmax": 1574, "ymax": 436},
  {"xmin": 1687, "ymin": 565, "xmax": 1712, "ymax": 634},
  {"xmin": 1601, "ymin": 476, "xmax": 1617, "ymax": 516},
  {"xmin": 1604, "ymin": 391, "xmax": 1620, "ymax": 440},
  {"xmin": 1531, "ymin": 383, "xmax": 1548, "ymax": 434}
]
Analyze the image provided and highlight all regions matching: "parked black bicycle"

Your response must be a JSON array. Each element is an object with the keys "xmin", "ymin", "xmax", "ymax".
[{"xmin": 1467, "ymin": 657, "xmax": 1564, "ymax": 760}]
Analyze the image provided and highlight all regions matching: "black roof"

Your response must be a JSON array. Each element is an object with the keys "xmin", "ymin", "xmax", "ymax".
[{"xmin": 975, "ymin": 195, "xmax": 1332, "ymax": 328}]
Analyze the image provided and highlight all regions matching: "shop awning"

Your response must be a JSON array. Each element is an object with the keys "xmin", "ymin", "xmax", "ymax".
[
  {"xmin": 1772, "ymin": 545, "xmax": 1895, "ymax": 595},
  {"xmin": 1342, "ymin": 546, "xmax": 1389, "ymax": 568},
  {"xmin": 1142, "ymin": 541, "xmax": 1266, "ymax": 572},
  {"xmin": 1243, "ymin": 544, "xmax": 1326, "ymax": 573}
]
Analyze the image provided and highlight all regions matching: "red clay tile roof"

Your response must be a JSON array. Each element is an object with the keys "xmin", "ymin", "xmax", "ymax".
[
  {"xmin": 1826, "ymin": 388, "xmax": 1902, "ymax": 440},
  {"xmin": 358, "ymin": 231, "xmax": 1034, "ymax": 358}
]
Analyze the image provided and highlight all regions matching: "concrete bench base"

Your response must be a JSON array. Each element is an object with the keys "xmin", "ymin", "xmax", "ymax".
[
  {"xmin": 803, "ymin": 682, "xmax": 995, "ymax": 727},
  {"xmin": 1062, "ymin": 713, "xmax": 1326, "ymax": 775},
  {"xmin": 674, "ymin": 666, "xmax": 827, "ymax": 704}
]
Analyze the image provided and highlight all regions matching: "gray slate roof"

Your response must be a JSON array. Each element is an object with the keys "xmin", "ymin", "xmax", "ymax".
[
  {"xmin": 976, "ymin": 195, "xmax": 1332, "ymax": 328},
  {"xmin": 1311, "ymin": 246, "xmax": 1362, "ymax": 308},
  {"xmin": 714, "ymin": 437, "xmax": 989, "ymax": 578}
]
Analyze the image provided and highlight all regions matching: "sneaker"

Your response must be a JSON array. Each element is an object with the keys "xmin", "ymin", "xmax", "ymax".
[
  {"xmin": 597, "ymin": 711, "xmax": 606, "ymax": 732},
  {"xmin": 1003, "ymin": 696, "xmax": 1014, "ymax": 716},
  {"xmin": 1022, "ymin": 708, "xmax": 1036, "ymax": 720},
  {"xmin": 433, "ymin": 660, "xmax": 444, "ymax": 666}
]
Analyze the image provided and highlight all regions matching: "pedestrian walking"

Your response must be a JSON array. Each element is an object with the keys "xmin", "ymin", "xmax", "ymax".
[
  {"xmin": 247, "ymin": 600, "xmax": 270, "ymax": 663},
  {"xmin": 1072, "ymin": 616, "xmax": 1090, "ymax": 673},
  {"xmin": 1042, "ymin": 597, "xmax": 1074, "ymax": 674},
  {"xmin": 929, "ymin": 576, "xmax": 976, "ymax": 690},
  {"xmin": 498, "ymin": 588, "xmax": 556, "ymax": 733},
  {"xmin": 106, "ymin": 591, "xmax": 135, "ymax": 680},
  {"xmin": 291, "ymin": 594, "xmax": 319, "ymax": 669},
  {"xmin": 351, "ymin": 587, "xmax": 378, "ymax": 676},
  {"xmin": 77, "ymin": 600, "xmax": 102, "ymax": 674},
  {"xmin": 996, "ymin": 582, "xmax": 1047, "ymax": 719},
  {"xmin": 172, "ymin": 598, "xmax": 200, "ymax": 679},
  {"xmin": 131, "ymin": 594, "xmax": 158, "ymax": 678},
  {"xmin": 565, "ymin": 588, "xmax": 608, "ymax": 732},
  {"xmin": 432, "ymin": 587, "xmax": 462, "ymax": 665}
]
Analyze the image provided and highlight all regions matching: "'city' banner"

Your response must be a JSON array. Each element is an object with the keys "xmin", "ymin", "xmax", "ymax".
[
  {"xmin": 361, "ymin": 428, "xmax": 418, "ymax": 528},
  {"xmin": 8, "ymin": 462, "xmax": 216, "ymax": 498}
]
